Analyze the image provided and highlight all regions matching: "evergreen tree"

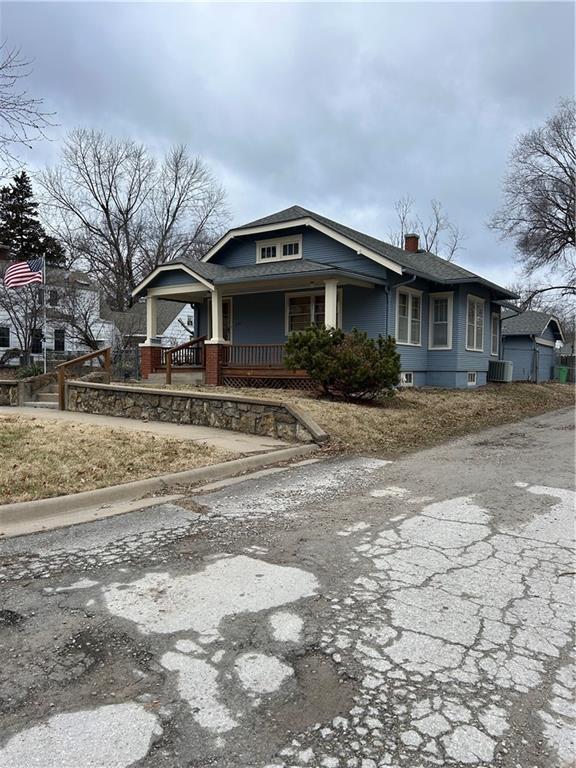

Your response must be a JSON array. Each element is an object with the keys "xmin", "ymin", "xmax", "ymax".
[{"xmin": 0, "ymin": 171, "xmax": 65, "ymax": 266}]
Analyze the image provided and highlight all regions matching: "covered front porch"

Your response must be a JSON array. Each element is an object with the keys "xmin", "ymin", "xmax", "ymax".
[{"xmin": 137, "ymin": 265, "xmax": 386, "ymax": 388}]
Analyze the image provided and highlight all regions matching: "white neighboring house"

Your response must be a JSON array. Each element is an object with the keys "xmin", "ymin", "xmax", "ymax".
[
  {"xmin": 0, "ymin": 259, "xmax": 196, "ymax": 366},
  {"xmin": 0, "ymin": 267, "xmax": 116, "ymax": 366},
  {"xmin": 100, "ymin": 299, "xmax": 196, "ymax": 349}
]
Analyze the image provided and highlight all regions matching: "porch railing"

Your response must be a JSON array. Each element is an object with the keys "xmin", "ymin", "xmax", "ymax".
[
  {"xmin": 223, "ymin": 344, "xmax": 286, "ymax": 368},
  {"xmin": 163, "ymin": 336, "xmax": 206, "ymax": 384}
]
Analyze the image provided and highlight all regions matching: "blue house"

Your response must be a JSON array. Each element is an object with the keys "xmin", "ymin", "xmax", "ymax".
[
  {"xmin": 133, "ymin": 205, "xmax": 517, "ymax": 388},
  {"xmin": 501, "ymin": 310, "xmax": 564, "ymax": 382}
]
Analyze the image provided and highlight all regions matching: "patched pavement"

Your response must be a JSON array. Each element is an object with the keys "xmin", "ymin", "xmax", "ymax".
[{"xmin": 0, "ymin": 408, "xmax": 574, "ymax": 768}]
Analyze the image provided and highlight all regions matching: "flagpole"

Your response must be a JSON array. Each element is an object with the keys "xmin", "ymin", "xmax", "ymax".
[{"xmin": 42, "ymin": 257, "xmax": 47, "ymax": 374}]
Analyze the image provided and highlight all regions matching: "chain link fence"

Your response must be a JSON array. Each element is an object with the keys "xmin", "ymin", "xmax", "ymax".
[{"xmin": 111, "ymin": 347, "xmax": 140, "ymax": 381}]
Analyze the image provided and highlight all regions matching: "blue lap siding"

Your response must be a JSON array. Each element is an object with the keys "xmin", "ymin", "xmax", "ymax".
[
  {"xmin": 213, "ymin": 228, "xmax": 391, "ymax": 282},
  {"xmin": 502, "ymin": 326, "xmax": 556, "ymax": 382}
]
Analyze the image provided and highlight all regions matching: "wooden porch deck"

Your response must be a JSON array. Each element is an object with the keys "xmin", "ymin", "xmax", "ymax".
[{"xmin": 152, "ymin": 342, "xmax": 312, "ymax": 388}]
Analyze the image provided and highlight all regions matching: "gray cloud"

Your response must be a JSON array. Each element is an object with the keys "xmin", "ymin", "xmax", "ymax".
[{"xmin": 2, "ymin": 1, "xmax": 574, "ymax": 286}]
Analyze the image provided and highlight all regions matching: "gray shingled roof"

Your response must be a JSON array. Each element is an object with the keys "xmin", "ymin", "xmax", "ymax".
[
  {"xmin": 182, "ymin": 257, "xmax": 382, "ymax": 285},
  {"xmin": 501, "ymin": 310, "xmax": 564, "ymax": 339},
  {"xmin": 236, "ymin": 205, "xmax": 516, "ymax": 297}
]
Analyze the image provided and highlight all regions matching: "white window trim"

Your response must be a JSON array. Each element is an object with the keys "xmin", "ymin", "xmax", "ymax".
[
  {"xmin": 428, "ymin": 292, "xmax": 453, "ymax": 350},
  {"xmin": 284, "ymin": 290, "xmax": 341, "ymax": 335},
  {"xmin": 491, "ymin": 312, "xmax": 499, "ymax": 356},
  {"xmin": 467, "ymin": 371, "xmax": 477, "ymax": 386},
  {"xmin": 535, "ymin": 337, "xmax": 556, "ymax": 348},
  {"xmin": 465, "ymin": 294, "xmax": 485, "ymax": 352},
  {"xmin": 256, "ymin": 234, "xmax": 303, "ymax": 264},
  {"xmin": 395, "ymin": 286, "xmax": 423, "ymax": 347}
]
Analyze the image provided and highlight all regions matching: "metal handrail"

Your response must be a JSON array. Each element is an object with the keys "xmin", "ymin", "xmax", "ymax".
[
  {"xmin": 56, "ymin": 346, "xmax": 112, "ymax": 410},
  {"xmin": 165, "ymin": 336, "xmax": 206, "ymax": 384}
]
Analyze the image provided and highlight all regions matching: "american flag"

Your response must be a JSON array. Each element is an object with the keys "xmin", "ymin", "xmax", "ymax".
[{"xmin": 3, "ymin": 259, "xmax": 44, "ymax": 289}]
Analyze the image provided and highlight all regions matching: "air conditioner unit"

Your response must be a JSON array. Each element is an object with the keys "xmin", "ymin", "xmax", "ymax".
[{"xmin": 488, "ymin": 359, "xmax": 513, "ymax": 383}]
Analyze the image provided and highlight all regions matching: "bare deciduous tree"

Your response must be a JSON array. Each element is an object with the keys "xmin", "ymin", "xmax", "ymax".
[
  {"xmin": 388, "ymin": 196, "xmax": 464, "ymax": 261},
  {"xmin": 490, "ymin": 99, "xmax": 576, "ymax": 297},
  {"xmin": 0, "ymin": 43, "xmax": 54, "ymax": 172},
  {"xmin": 39, "ymin": 129, "xmax": 229, "ymax": 311},
  {"xmin": 51, "ymin": 276, "xmax": 104, "ymax": 352}
]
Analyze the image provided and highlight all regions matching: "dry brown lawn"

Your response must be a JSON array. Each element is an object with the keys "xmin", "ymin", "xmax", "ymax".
[
  {"xmin": 0, "ymin": 416, "xmax": 229, "ymax": 504},
  {"xmin": 141, "ymin": 381, "xmax": 575, "ymax": 456}
]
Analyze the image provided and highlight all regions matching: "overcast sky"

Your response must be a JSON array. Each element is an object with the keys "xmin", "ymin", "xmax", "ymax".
[{"xmin": 1, "ymin": 1, "xmax": 574, "ymax": 286}]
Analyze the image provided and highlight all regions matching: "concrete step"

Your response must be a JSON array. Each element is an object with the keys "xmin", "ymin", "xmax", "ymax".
[
  {"xmin": 36, "ymin": 392, "xmax": 59, "ymax": 402},
  {"xmin": 147, "ymin": 371, "xmax": 205, "ymax": 385},
  {"xmin": 23, "ymin": 401, "xmax": 59, "ymax": 409}
]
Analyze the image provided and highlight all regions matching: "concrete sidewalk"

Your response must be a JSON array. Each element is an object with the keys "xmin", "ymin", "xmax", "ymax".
[{"xmin": 0, "ymin": 406, "xmax": 288, "ymax": 455}]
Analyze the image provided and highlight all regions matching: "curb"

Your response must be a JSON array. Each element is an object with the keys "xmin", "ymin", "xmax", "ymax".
[{"xmin": 0, "ymin": 444, "xmax": 319, "ymax": 531}]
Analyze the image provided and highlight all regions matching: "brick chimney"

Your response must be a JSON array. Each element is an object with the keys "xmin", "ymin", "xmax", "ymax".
[
  {"xmin": 0, "ymin": 244, "xmax": 10, "ymax": 261},
  {"xmin": 404, "ymin": 233, "xmax": 419, "ymax": 253}
]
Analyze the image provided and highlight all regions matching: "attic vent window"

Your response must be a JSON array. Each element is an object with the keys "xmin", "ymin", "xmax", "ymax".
[
  {"xmin": 256, "ymin": 235, "xmax": 302, "ymax": 264},
  {"xmin": 283, "ymin": 242, "xmax": 299, "ymax": 257},
  {"xmin": 260, "ymin": 245, "xmax": 277, "ymax": 260}
]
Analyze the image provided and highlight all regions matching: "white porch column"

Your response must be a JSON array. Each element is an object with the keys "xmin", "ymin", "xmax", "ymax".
[
  {"xmin": 324, "ymin": 279, "xmax": 339, "ymax": 329},
  {"xmin": 145, "ymin": 295, "xmax": 158, "ymax": 343},
  {"xmin": 209, "ymin": 288, "xmax": 224, "ymax": 342}
]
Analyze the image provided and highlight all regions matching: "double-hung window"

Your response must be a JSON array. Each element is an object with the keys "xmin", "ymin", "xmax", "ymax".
[
  {"xmin": 31, "ymin": 329, "xmax": 43, "ymax": 354},
  {"xmin": 429, "ymin": 293, "xmax": 453, "ymax": 349},
  {"xmin": 286, "ymin": 293, "xmax": 325, "ymax": 333},
  {"xmin": 466, "ymin": 295, "xmax": 485, "ymax": 351},
  {"xmin": 491, "ymin": 313, "xmax": 499, "ymax": 356},
  {"xmin": 54, "ymin": 328, "xmax": 65, "ymax": 352},
  {"xmin": 256, "ymin": 235, "xmax": 302, "ymax": 264},
  {"xmin": 0, "ymin": 327, "xmax": 9, "ymax": 347},
  {"xmin": 396, "ymin": 288, "xmax": 422, "ymax": 345},
  {"xmin": 285, "ymin": 292, "xmax": 340, "ymax": 334}
]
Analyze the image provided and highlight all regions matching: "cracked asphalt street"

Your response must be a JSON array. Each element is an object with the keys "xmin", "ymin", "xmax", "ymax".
[{"xmin": 0, "ymin": 407, "xmax": 574, "ymax": 768}]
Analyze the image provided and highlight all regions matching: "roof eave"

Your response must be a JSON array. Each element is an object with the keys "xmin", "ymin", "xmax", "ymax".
[
  {"xmin": 433, "ymin": 276, "xmax": 518, "ymax": 299},
  {"xmin": 132, "ymin": 262, "xmax": 214, "ymax": 298},
  {"xmin": 214, "ymin": 266, "xmax": 384, "ymax": 287}
]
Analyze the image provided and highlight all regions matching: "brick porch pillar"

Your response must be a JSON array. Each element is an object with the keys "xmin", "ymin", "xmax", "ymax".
[
  {"xmin": 139, "ymin": 344, "xmax": 163, "ymax": 379},
  {"xmin": 205, "ymin": 342, "xmax": 223, "ymax": 386}
]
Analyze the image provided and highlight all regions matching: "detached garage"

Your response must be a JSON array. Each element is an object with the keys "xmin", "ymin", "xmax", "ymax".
[{"xmin": 501, "ymin": 310, "xmax": 564, "ymax": 383}]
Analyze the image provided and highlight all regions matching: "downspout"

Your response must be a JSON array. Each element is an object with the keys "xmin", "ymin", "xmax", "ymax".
[
  {"xmin": 497, "ymin": 299, "xmax": 522, "ymax": 361},
  {"xmin": 383, "ymin": 285, "xmax": 390, "ymax": 337}
]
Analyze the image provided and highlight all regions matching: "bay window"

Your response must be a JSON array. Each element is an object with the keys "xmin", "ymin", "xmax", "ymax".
[
  {"xmin": 429, "ymin": 293, "xmax": 453, "ymax": 349},
  {"xmin": 396, "ymin": 288, "xmax": 422, "ymax": 345},
  {"xmin": 466, "ymin": 295, "xmax": 485, "ymax": 351}
]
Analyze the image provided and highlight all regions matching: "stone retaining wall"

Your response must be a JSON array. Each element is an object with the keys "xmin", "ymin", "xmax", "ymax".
[
  {"xmin": 0, "ymin": 372, "xmax": 57, "ymax": 406},
  {"xmin": 65, "ymin": 382, "xmax": 328, "ymax": 444},
  {"xmin": 0, "ymin": 380, "xmax": 19, "ymax": 406}
]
